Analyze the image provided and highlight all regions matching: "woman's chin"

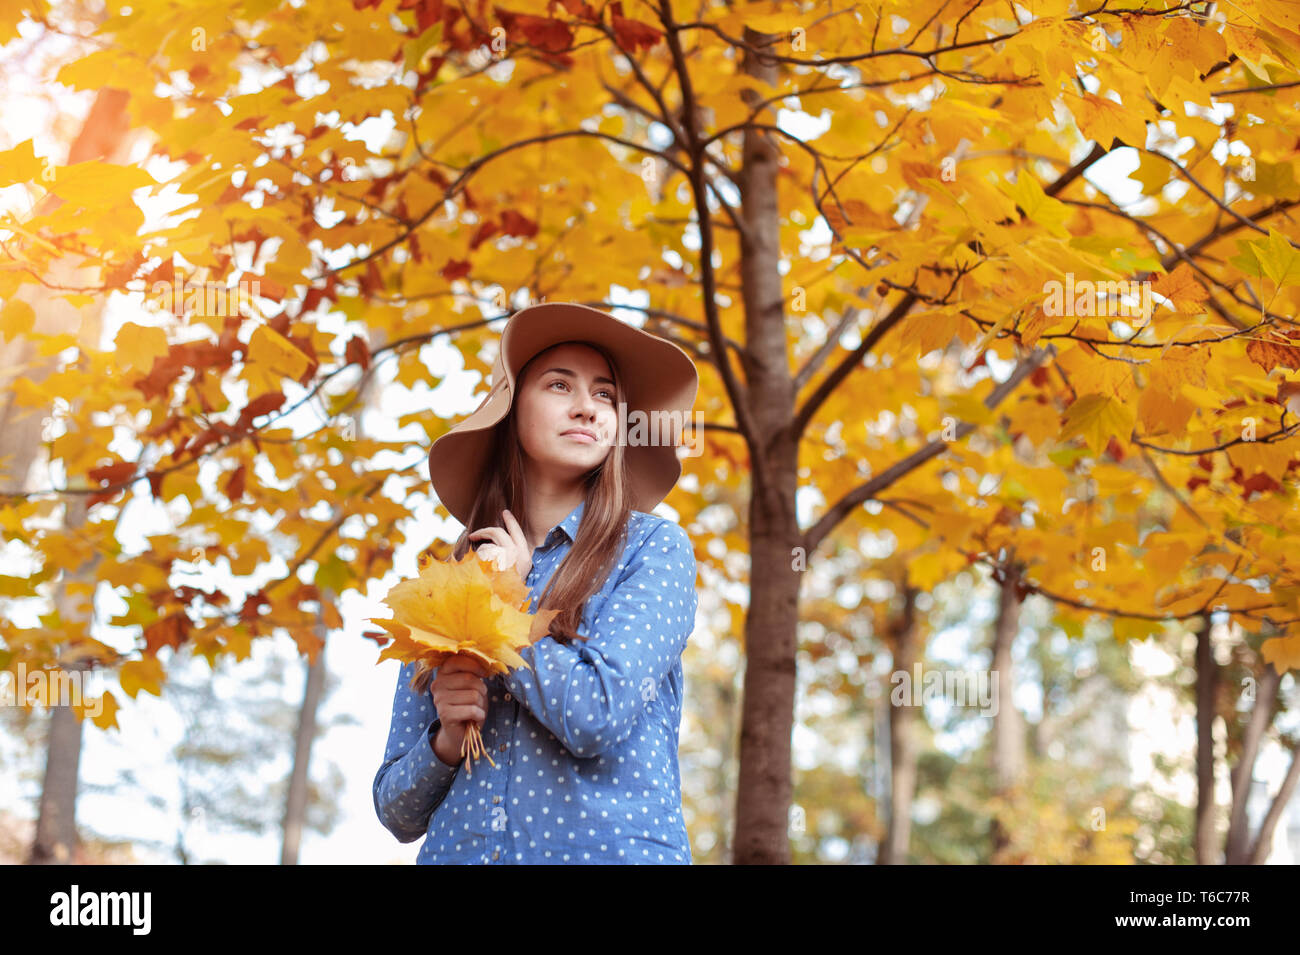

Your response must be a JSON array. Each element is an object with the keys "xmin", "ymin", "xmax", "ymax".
[
  {"xmin": 536, "ymin": 453, "xmax": 608, "ymax": 479},
  {"xmin": 555, "ymin": 442, "xmax": 608, "ymax": 461}
]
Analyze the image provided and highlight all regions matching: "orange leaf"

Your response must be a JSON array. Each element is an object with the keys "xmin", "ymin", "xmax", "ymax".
[
  {"xmin": 143, "ymin": 613, "xmax": 188, "ymax": 654},
  {"xmin": 1245, "ymin": 332, "xmax": 1300, "ymax": 373},
  {"xmin": 88, "ymin": 460, "xmax": 136, "ymax": 488},
  {"xmin": 223, "ymin": 463, "xmax": 246, "ymax": 503},
  {"xmin": 1070, "ymin": 92, "xmax": 1147, "ymax": 148},
  {"xmin": 1150, "ymin": 264, "xmax": 1209, "ymax": 313},
  {"xmin": 610, "ymin": 2, "xmax": 661, "ymax": 53},
  {"xmin": 495, "ymin": 7, "xmax": 573, "ymax": 53},
  {"xmin": 345, "ymin": 334, "xmax": 371, "ymax": 371}
]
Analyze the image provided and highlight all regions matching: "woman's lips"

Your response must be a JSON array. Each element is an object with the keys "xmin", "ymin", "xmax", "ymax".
[{"xmin": 563, "ymin": 431, "xmax": 597, "ymax": 443}]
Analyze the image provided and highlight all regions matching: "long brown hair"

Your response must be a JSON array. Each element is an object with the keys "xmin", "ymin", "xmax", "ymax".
[{"xmin": 412, "ymin": 341, "xmax": 633, "ymax": 695}]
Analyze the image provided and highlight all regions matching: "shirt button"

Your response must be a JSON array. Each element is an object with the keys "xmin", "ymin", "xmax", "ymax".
[
  {"xmin": 504, "ymin": 693, "xmax": 512, "ymax": 701},
  {"xmin": 498, "ymin": 743, "xmax": 507, "ymax": 753},
  {"xmin": 492, "ymin": 849, "xmax": 500, "ymax": 861},
  {"xmin": 493, "ymin": 795, "xmax": 501, "ymax": 804}
]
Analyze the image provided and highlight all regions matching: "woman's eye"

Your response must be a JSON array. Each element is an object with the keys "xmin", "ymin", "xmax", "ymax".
[{"xmin": 551, "ymin": 380, "xmax": 613, "ymax": 401}]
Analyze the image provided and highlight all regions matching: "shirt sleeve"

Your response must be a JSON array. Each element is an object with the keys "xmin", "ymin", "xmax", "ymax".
[
  {"xmin": 501, "ymin": 519, "xmax": 698, "ymax": 759},
  {"xmin": 372, "ymin": 660, "xmax": 460, "ymax": 843}
]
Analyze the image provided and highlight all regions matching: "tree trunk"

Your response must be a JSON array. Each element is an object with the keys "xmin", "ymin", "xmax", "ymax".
[
  {"xmin": 1225, "ymin": 661, "xmax": 1279, "ymax": 863},
  {"xmin": 1193, "ymin": 613, "xmax": 1217, "ymax": 864},
  {"xmin": 26, "ymin": 493, "xmax": 94, "ymax": 864},
  {"xmin": 281, "ymin": 338, "xmax": 381, "ymax": 861},
  {"xmin": 729, "ymin": 25, "xmax": 801, "ymax": 865},
  {"xmin": 29, "ymin": 706, "xmax": 83, "ymax": 863},
  {"xmin": 0, "ymin": 85, "xmax": 132, "ymax": 479},
  {"xmin": 731, "ymin": 440, "xmax": 800, "ymax": 864},
  {"xmin": 989, "ymin": 555, "xmax": 1026, "ymax": 856},
  {"xmin": 879, "ymin": 579, "xmax": 920, "ymax": 864},
  {"xmin": 281, "ymin": 608, "xmax": 328, "ymax": 865},
  {"xmin": 10, "ymin": 87, "xmax": 135, "ymax": 865},
  {"xmin": 1249, "ymin": 739, "xmax": 1300, "ymax": 864}
]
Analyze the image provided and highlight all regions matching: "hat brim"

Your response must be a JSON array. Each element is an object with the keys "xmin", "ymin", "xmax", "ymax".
[{"xmin": 427, "ymin": 303, "xmax": 699, "ymax": 527}]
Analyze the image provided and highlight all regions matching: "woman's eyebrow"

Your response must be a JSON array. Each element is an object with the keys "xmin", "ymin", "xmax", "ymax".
[{"xmin": 542, "ymin": 367, "xmax": 615, "ymax": 387}]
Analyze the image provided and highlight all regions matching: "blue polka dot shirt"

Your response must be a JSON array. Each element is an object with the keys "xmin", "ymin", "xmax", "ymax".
[{"xmin": 373, "ymin": 498, "xmax": 699, "ymax": 864}]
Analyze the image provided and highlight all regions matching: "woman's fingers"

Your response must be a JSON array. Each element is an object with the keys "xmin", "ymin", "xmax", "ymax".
[
  {"xmin": 469, "ymin": 527, "xmax": 506, "ymax": 546},
  {"xmin": 435, "ymin": 678, "xmax": 488, "ymax": 722},
  {"xmin": 500, "ymin": 510, "xmax": 532, "ymax": 578},
  {"xmin": 461, "ymin": 654, "xmax": 491, "ymax": 677},
  {"xmin": 441, "ymin": 705, "xmax": 486, "ymax": 726},
  {"xmin": 438, "ymin": 655, "xmax": 492, "ymax": 683},
  {"xmin": 438, "ymin": 687, "xmax": 485, "ymax": 705},
  {"xmin": 501, "ymin": 509, "xmax": 528, "ymax": 552},
  {"xmin": 444, "ymin": 702, "xmax": 487, "ymax": 722},
  {"xmin": 478, "ymin": 544, "xmax": 509, "ymax": 568},
  {"xmin": 470, "ymin": 528, "xmax": 515, "ymax": 571},
  {"xmin": 439, "ymin": 656, "xmax": 470, "ymax": 674}
]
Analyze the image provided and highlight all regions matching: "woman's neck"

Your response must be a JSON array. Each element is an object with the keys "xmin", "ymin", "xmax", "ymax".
[{"xmin": 523, "ymin": 482, "xmax": 585, "ymax": 551}]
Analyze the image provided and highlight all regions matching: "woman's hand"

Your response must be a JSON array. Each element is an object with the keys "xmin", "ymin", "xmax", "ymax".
[
  {"xmin": 430, "ymin": 654, "xmax": 491, "ymax": 766},
  {"xmin": 468, "ymin": 509, "xmax": 533, "ymax": 582}
]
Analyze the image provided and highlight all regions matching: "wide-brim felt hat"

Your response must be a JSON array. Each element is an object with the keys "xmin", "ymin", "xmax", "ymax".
[{"xmin": 427, "ymin": 302, "xmax": 699, "ymax": 528}]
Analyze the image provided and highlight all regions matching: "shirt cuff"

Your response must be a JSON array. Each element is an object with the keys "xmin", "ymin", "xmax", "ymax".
[{"xmin": 412, "ymin": 718, "xmax": 461, "ymax": 790}]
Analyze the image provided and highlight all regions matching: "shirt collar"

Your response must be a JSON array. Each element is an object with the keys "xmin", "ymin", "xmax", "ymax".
[{"xmin": 543, "ymin": 498, "xmax": 586, "ymax": 549}]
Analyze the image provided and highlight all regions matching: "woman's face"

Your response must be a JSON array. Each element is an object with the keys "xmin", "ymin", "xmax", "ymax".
[{"xmin": 515, "ymin": 343, "xmax": 617, "ymax": 483}]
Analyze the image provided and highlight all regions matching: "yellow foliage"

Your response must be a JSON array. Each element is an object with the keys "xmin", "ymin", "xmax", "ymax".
[
  {"xmin": 1261, "ymin": 634, "xmax": 1300, "ymax": 674},
  {"xmin": 370, "ymin": 551, "xmax": 559, "ymax": 677},
  {"xmin": 118, "ymin": 656, "xmax": 165, "ymax": 699},
  {"xmin": 990, "ymin": 785, "xmax": 1139, "ymax": 864}
]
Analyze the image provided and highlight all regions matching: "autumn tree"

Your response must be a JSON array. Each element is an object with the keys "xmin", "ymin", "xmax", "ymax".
[
  {"xmin": 3, "ymin": 0, "xmax": 1299, "ymax": 864},
  {"xmin": 1, "ymin": 7, "xmax": 141, "ymax": 859}
]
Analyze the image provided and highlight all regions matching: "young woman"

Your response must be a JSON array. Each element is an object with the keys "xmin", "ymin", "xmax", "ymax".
[{"xmin": 373, "ymin": 301, "xmax": 700, "ymax": 864}]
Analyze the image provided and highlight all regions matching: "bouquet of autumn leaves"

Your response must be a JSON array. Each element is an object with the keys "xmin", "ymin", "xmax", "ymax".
[{"xmin": 370, "ymin": 548, "xmax": 558, "ymax": 775}]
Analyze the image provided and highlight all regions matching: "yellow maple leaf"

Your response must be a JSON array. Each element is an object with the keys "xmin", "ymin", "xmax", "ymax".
[
  {"xmin": 1059, "ymin": 393, "xmax": 1136, "ymax": 455},
  {"xmin": 370, "ymin": 551, "xmax": 560, "ymax": 774},
  {"xmin": 1112, "ymin": 616, "xmax": 1166, "ymax": 643},
  {"xmin": 1261, "ymin": 634, "xmax": 1300, "ymax": 674},
  {"xmin": 899, "ymin": 309, "xmax": 969, "ymax": 357},
  {"xmin": 119, "ymin": 655, "xmax": 165, "ymax": 699},
  {"xmin": 1070, "ymin": 92, "xmax": 1148, "ymax": 150},
  {"xmin": 1151, "ymin": 264, "xmax": 1210, "ymax": 313},
  {"xmin": 46, "ymin": 159, "xmax": 156, "ymax": 206},
  {"xmin": 370, "ymin": 551, "xmax": 559, "ymax": 677},
  {"xmin": 113, "ymin": 321, "xmax": 169, "ymax": 372},
  {"xmin": 1249, "ymin": 228, "xmax": 1300, "ymax": 290},
  {"xmin": 248, "ymin": 325, "xmax": 311, "ymax": 382},
  {"xmin": 0, "ymin": 298, "xmax": 35, "ymax": 341},
  {"xmin": 91, "ymin": 690, "xmax": 120, "ymax": 731}
]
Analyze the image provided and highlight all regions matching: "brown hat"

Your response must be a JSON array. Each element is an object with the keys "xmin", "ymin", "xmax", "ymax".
[{"xmin": 427, "ymin": 302, "xmax": 699, "ymax": 528}]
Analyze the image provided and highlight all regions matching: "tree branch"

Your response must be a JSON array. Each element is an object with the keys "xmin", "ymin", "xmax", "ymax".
[
  {"xmin": 656, "ymin": 0, "xmax": 760, "ymax": 455},
  {"xmin": 803, "ymin": 344, "xmax": 1055, "ymax": 552},
  {"xmin": 792, "ymin": 141, "xmax": 1111, "ymax": 438}
]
